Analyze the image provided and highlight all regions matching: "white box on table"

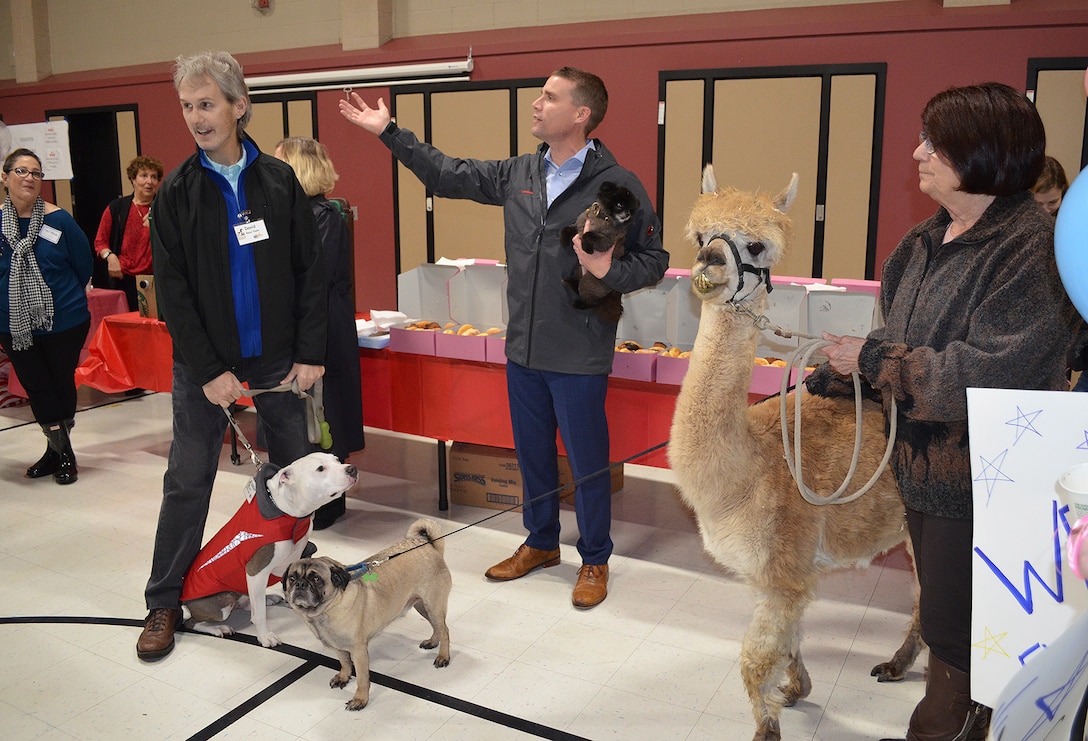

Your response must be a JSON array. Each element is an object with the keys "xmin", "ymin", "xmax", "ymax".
[
  {"xmin": 395, "ymin": 263, "xmax": 508, "ymax": 360},
  {"xmin": 804, "ymin": 289, "xmax": 878, "ymax": 341},
  {"xmin": 612, "ymin": 281, "xmax": 673, "ymax": 381}
]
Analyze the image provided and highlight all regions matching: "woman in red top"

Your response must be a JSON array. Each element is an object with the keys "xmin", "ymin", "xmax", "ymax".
[{"xmin": 93, "ymin": 155, "xmax": 163, "ymax": 311}]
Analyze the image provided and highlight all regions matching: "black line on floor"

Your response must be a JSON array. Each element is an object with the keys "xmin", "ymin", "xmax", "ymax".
[
  {"xmin": 1, "ymin": 615, "xmax": 591, "ymax": 741},
  {"xmin": 185, "ymin": 660, "xmax": 321, "ymax": 741},
  {"xmin": 0, "ymin": 390, "xmax": 157, "ymax": 431}
]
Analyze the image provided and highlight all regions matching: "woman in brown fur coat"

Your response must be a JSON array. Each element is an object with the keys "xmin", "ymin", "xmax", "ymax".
[{"xmin": 811, "ymin": 82, "xmax": 1078, "ymax": 741}]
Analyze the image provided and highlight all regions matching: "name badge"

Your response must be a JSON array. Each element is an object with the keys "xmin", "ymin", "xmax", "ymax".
[
  {"xmin": 234, "ymin": 219, "xmax": 269, "ymax": 246},
  {"xmin": 38, "ymin": 224, "xmax": 62, "ymax": 244}
]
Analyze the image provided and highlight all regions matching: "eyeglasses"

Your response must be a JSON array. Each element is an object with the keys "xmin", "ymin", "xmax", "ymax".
[
  {"xmin": 8, "ymin": 167, "xmax": 45, "ymax": 180},
  {"xmin": 918, "ymin": 132, "xmax": 936, "ymax": 156}
]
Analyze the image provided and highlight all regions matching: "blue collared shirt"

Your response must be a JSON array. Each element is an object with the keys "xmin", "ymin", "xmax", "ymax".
[
  {"xmin": 201, "ymin": 147, "xmax": 247, "ymax": 197},
  {"xmin": 200, "ymin": 140, "xmax": 262, "ymax": 358},
  {"xmin": 544, "ymin": 141, "xmax": 594, "ymax": 208}
]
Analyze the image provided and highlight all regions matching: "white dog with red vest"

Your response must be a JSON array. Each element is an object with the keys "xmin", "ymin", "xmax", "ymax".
[{"xmin": 180, "ymin": 452, "xmax": 358, "ymax": 647}]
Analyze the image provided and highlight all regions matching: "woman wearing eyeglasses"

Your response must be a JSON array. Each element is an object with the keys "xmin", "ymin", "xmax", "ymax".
[
  {"xmin": 810, "ymin": 84, "xmax": 1078, "ymax": 740},
  {"xmin": 0, "ymin": 147, "xmax": 93, "ymax": 484}
]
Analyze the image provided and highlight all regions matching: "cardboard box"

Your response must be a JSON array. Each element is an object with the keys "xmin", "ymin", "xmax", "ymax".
[
  {"xmin": 435, "ymin": 331, "xmax": 488, "ymax": 362},
  {"xmin": 805, "ymin": 289, "xmax": 878, "ymax": 339},
  {"xmin": 397, "ymin": 263, "xmax": 508, "ymax": 360},
  {"xmin": 485, "ymin": 334, "xmax": 507, "ymax": 365},
  {"xmin": 655, "ymin": 354, "xmax": 690, "ymax": 386},
  {"xmin": 389, "ymin": 326, "xmax": 437, "ymax": 355},
  {"xmin": 750, "ymin": 362, "xmax": 810, "ymax": 396},
  {"xmin": 136, "ymin": 274, "xmax": 157, "ymax": 319},
  {"xmin": 448, "ymin": 441, "xmax": 624, "ymax": 511},
  {"xmin": 611, "ymin": 349, "xmax": 657, "ymax": 382}
]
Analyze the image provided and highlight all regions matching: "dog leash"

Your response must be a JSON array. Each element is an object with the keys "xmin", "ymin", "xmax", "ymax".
[
  {"xmin": 223, "ymin": 378, "xmax": 330, "ymax": 471},
  {"xmin": 342, "ymin": 439, "xmax": 671, "ymax": 579}
]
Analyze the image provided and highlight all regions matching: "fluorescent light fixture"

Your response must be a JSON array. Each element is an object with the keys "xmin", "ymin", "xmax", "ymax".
[{"xmin": 246, "ymin": 53, "xmax": 473, "ymax": 95}]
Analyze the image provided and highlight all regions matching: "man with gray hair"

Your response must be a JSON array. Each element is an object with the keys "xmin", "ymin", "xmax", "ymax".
[{"xmin": 137, "ymin": 50, "xmax": 327, "ymax": 661}]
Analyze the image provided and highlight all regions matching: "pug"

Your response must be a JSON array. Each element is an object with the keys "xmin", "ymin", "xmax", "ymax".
[
  {"xmin": 181, "ymin": 452, "xmax": 358, "ymax": 648},
  {"xmin": 283, "ymin": 519, "xmax": 452, "ymax": 710}
]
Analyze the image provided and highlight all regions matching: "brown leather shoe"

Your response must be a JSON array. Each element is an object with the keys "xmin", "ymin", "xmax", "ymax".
[
  {"xmin": 572, "ymin": 564, "xmax": 609, "ymax": 608},
  {"xmin": 137, "ymin": 608, "xmax": 183, "ymax": 661},
  {"xmin": 485, "ymin": 544, "xmax": 561, "ymax": 581}
]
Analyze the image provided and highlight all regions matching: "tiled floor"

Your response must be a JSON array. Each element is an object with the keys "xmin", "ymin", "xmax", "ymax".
[{"xmin": 0, "ymin": 387, "xmax": 924, "ymax": 740}]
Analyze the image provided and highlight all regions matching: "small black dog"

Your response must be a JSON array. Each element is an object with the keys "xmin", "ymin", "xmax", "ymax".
[{"xmin": 561, "ymin": 181, "xmax": 640, "ymax": 323}]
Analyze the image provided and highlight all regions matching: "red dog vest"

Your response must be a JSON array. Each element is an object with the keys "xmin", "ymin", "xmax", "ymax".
[{"xmin": 181, "ymin": 465, "xmax": 310, "ymax": 601}]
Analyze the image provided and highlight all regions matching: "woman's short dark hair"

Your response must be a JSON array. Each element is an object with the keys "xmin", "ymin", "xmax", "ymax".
[
  {"xmin": 126, "ymin": 155, "xmax": 164, "ymax": 181},
  {"xmin": 554, "ymin": 67, "xmax": 608, "ymax": 135},
  {"xmin": 921, "ymin": 82, "xmax": 1045, "ymax": 196},
  {"xmin": 3, "ymin": 147, "xmax": 42, "ymax": 173}
]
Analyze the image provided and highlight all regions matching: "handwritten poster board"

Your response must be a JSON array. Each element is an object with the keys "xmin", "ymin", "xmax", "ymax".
[
  {"xmin": 967, "ymin": 387, "xmax": 1088, "ymax": 736},
  {"xmin": 5, "ymin": 121, "xmax": 73, "ymax": 180}
]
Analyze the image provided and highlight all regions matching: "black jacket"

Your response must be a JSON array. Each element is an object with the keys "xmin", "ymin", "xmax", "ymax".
[
  {"xmin": 312, "ymin": 195, "xmax": 364, "ymax": 456},
  {"xmin": 381, "ymin": 123, "xmax": 669, "ymax": 375},
  {"xmin": 151, "ymin": 136, "xmax": 327, "ymax": 386}
]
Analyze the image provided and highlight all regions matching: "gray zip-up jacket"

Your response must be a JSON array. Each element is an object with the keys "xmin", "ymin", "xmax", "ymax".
[
  {"xmin": 810, "ymin": 191, "xmax": 1077, "ymax": 519},
  {"xmin": 380, "ymin": 122, "xmax": 669, "ymax": 375}
]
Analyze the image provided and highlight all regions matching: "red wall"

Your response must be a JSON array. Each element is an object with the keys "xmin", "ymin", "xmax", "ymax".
[{"xmin": 1, "ymin": 0, "xmax": 1086, "ymax": 311}]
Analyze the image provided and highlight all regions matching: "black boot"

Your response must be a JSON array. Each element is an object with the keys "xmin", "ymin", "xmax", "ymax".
[
  {"xmin": 881, "ymin": 654, "xmax": 991, "ymax": 740},
  {"xmin": 42, "ymin": 421, "xmax": 78, "ymax": 485},
  {"xmin": 25, "ymin": 423, "xmax": 61, "ymax": 478}
]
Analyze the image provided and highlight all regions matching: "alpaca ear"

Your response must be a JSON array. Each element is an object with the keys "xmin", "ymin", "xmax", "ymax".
[
  {"xmin": 701, "ymin": 164, "xmax": 719, "ymax": 195},
  {"xmin": 774, "ymin": 173, "xmax": 799, "ymax": 213}
]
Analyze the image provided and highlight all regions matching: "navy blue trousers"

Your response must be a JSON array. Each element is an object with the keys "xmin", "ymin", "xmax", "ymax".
[{"xmin": 506, "ymin": 360, "xmax": 612, "ymax": 565}]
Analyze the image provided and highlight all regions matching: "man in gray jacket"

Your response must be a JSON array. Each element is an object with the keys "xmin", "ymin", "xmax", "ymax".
[{"xmin": 341, "ymin": 67, "xmax": 669, "ymax": 608}]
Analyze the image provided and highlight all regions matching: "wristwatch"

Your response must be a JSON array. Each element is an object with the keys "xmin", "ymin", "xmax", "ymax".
[{"xmin": 99, "ymin": 249, "xmax": 113, "ymax": 260}]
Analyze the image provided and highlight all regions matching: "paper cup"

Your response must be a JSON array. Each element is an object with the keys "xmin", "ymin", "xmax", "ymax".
[{"xmin": 1059, "ymin": 463, "xmax": 1088, "ymax": 520}]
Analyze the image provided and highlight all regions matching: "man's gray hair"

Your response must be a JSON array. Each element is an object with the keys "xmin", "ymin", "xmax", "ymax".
[{"xmin": 173, "ymin": 51, "xmax": 251, "ymax": 131}]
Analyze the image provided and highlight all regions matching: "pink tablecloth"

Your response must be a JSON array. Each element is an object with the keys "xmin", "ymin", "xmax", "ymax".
[{"xmin": 6, "ymin": 288, "xmax": 130, "ymax": 398}]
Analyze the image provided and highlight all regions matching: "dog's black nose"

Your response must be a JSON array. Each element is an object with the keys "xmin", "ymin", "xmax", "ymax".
[{"xmin": 345, "ymin": 464, "xmax": 357, "ymax": 476}]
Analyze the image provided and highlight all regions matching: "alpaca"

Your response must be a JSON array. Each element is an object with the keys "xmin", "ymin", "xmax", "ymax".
[{"xmin": 668, "ymin": 165, "xmax": 921, "ymax": 741}]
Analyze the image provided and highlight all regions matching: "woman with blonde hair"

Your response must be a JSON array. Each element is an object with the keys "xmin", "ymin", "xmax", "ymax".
[{"xmin": 273, "ymin": 136, "xmax": 364, "ymax": 528}]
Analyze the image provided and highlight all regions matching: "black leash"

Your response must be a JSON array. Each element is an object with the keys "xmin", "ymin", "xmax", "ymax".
[{"xmin": 344, "ymin": 438, "xmax": 671, "ymax": 576}]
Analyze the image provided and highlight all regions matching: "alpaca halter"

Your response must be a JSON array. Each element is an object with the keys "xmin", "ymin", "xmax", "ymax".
[{"xmin": 693, "ymin": 233, "xmax": 773, "ymax": 303}]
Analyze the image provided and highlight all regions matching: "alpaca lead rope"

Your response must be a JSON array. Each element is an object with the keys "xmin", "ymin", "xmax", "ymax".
[{"xmin": 727, "ymin": 300, "xmax": 897, "ymax": 504}]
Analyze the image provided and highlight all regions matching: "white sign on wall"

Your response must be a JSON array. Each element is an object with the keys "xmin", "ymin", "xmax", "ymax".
[
  {"xmin": 967, "ymin": 387, "xmax": 1088, "ymax": 736},
  {"xmin": 5, "ymin": 121, "xmax": 73, "ymax": 180}
]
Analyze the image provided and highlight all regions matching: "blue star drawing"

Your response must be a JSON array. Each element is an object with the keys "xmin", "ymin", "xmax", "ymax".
[
  {"xmin": 1005, "ymin": 406, "xmax": 1044, "ymax": 445},
  {"xmin": 975, "ymin": 448, "xmax": 1014, "ymax": 502},
  {"xmin": 1078, "ymin": 429, "xmax": 1088, "ymax": 451}
]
